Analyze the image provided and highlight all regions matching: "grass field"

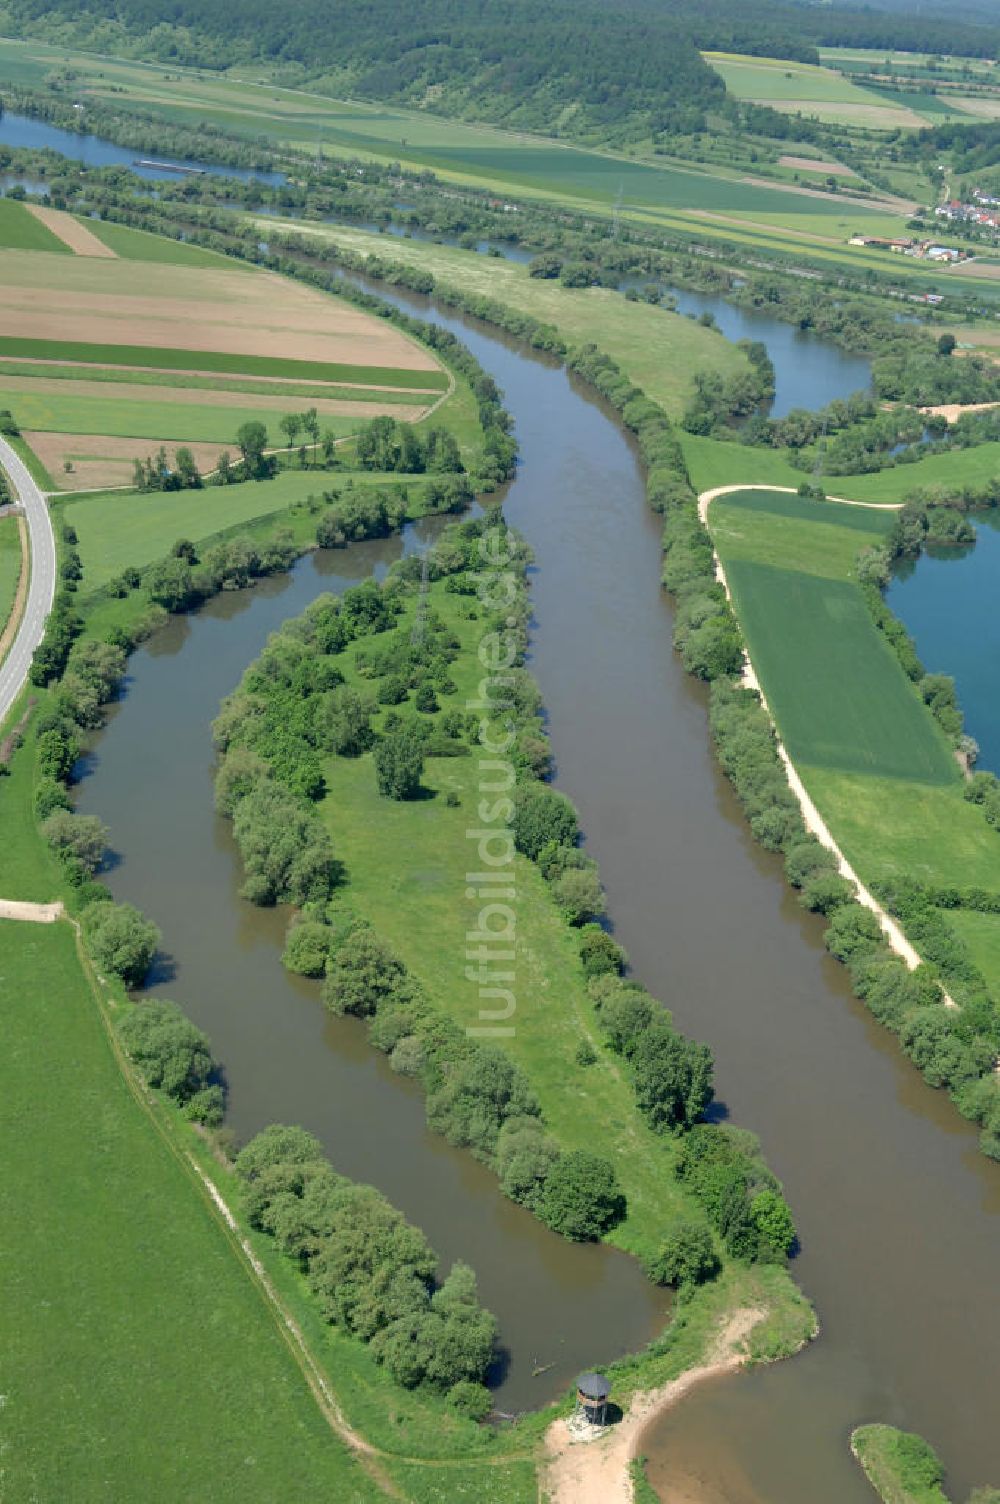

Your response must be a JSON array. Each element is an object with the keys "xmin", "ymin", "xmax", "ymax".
[
  {"xmin": 79, "ymin": 215, "xmax": 259, "ymax": 266},
  {"xmin": 0, "ymin": 512, "xmax": 23, "ymax": 643},
  {"xmin": 0, "ymin": 195, "xmax": 71, "ymax": 252},
  {"xmin": 711, "ymin": 488, "xmax": 894, "ymax": 579},
  {"xmin": 259, "ymin": 220, "xmax": 749, "ymax": 417},
  {"xmin": 834, "ymin": 444, "xmax": 1000, "ymax": 504},
  {"xmin": 0, "ymin": 918, "xmax": 385, "ymax": 1503}
]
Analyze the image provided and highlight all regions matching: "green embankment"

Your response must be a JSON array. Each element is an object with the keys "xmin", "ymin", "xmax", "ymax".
[
  {"xmin": 0, "ymin": 918, "xmax": 384, "ymax": 1503},
  {"xmin": 257, "ymin": 220, "xmax": 750, "ymax": 419},
  {"xmin": 852, "ymin": 1424, "xmax": 950, "ymax": 1504},
  {"xmin": 77, "ymin": 215, "xmax": 258, "ymax": 267},
  {"xmin": 0, "ymin": 334, "xmax": 449, "ymax": 391},
  {"xmin": 0, "ymin": 512, "xmax": 23, "ymax": 643},
  {"xmin": 709, "ymin": 488, "xmax": 1000, "ymax": 999}
]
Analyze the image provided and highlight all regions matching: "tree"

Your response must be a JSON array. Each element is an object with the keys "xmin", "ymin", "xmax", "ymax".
[
  {"xmin": 321, "ymin": 686, "xmax": 375, "ymax": 755},
  {"xmin": 236, "ymin": 420, "xmax": 269, "ymax": 479},
  {"xmin": 541, "ymin": 1151, "xmax": 625, "ymax": 1241},
  {"xmin": 81, "ymin": 900, "xmax": 160, "ymax": 987},
  {"xmin": 322, "ymin": 928, "xmax": 409, "ymax": 1016},
  {"xmin": 750, "ymin": 1189, "xmax": 796, "ymax": 1259},
  {"xmin": 631, "ymin": 1017, "xmax": 714, "ymax": 1131},
  {"xmin": 495, "ymin": 1115, "xmax": 560, "ymax": 1209},
  {"xmin": 303, "ymin": 407, "xmax": 321, "ymax": 460},
  {"xmin": 646, "ymin": 1222, "xmax": 720, "ymax": 1287},
  {"xmin": 41, "ymin": 809, "xmax": 107, "ymax": 874},
  {"xmin": 279, "ymin": 413, "xmax": 301, "ymax": 453},
  {"xmin": 146, "ymin": 556, "xmax": 197, "ymax": 612},
  {"xmin": 173, "ymin": 447, "xmax": 201, "ymax": 489},
  {"xmin": 578, "ymin": 924, "xmax": 625, "ymax": 979},
  {"xmin": 373, "ymin": 726, "xmax": 424, "ymax": 800},
  {"xmin": 937, "ymin": 332, "xmax": 957, "ymax": 356},
  {"xmin": 552, "ymin": 866, "xmax": 605, "ymax": 925},
  {"xmin": 512, "ymin": 783, "xmax": 578, "ymax": 860},
  {"xmin": 283, "ymin": 920, "xmax": 333, "ymax": 977},
  {"xmin": 118, "ymin": 999, "xmax": 221, "ymax": 1121}
]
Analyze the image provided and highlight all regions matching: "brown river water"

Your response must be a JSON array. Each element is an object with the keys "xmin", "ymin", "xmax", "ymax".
[{"xmin": 77, "ymin": 289, "xmax": 1000, "ymax": 1498}]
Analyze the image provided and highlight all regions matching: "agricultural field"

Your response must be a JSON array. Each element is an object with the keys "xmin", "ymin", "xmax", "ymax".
[
  {"xmin": 0, "ymin": 918, "xmax": 383, "ymax": 1503},
  {"xmin": 709, "ymin": 490, "xmax": 1000, "ymax": 997},
  {"xmin": 703, "ymin": 51, "xmax": 930, "ymax": 128},
  {"xmin": 0, "ymin": 212, "xmax": 449, "ymax": 488}
]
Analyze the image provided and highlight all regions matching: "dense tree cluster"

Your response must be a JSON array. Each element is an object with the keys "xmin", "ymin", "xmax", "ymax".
[
  {"xmin": 235, "ymin": 1124, "xmax": 496, "ymax": 1398},
  {"xmin": 356, "ymin": 417, "xmax": 462, "ymax": 476},
  {"xmin": 118, "ymin": 1000, "xmax": 224, "ymax": 1125}
]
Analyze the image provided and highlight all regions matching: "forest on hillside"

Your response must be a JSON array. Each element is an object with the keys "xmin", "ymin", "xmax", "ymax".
[{"xmin": 6, "ymin": 0, "xmax": 1000, "ymax": 138}]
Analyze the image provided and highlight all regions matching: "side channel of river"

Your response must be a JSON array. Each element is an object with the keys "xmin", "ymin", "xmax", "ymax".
[{"xmin": 76, "ymin": 278, "xmax": 1000, "ymax": 1496}]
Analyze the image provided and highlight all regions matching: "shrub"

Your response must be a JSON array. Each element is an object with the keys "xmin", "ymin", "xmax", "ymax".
[
  {"xmin": 81, "ymin": 900, "xmax": 160, "ymax": 987},
  {"xmin": 593, "ymin": 977, "xmax": 653, "ymax": 1058},
  {"xmin": 540, "ymin": 1150, "xmax": 626, "ymax": 1241},
  {"xmin": 232, "ymin": 782, "xmax": 340, "ymax": 905},
  {"xmin": 495, "ymin": 1115, "xmax": 560, "ymax": 1211},
  {"xmin": 283, "ymin": 920, "xmax": 334, "ymax": 977},
  {"xmin": 645, "ymin": 1223, "xmax": 720, "ymax": 1288},
  {"xmin": 578, "ymin": 924, "xmax": 626, "ymax": 979},
  {"xmin": 512, "ymin": 783, "xmax": 578, "ymax": 860},
  {"xmin": 322, "ymin": 929, "xmax": 409, "ymax": 1017},
  {"xmin": 799, "ymin": 871, "xmax": 854, "ymax": 916},
  {"xmin": 824, "ymin": 904, "xmax": 884, "ymax": 964},
  {"xmin": 41, "ymin": 809, "xmax": 107, "ymax": 874},
  {"xmin": 551, "ymin": 866, "xmax": 605, "ymax": 926},
  {"xmin": 118, "ymin": 1000, "xmax": 222, "ymax": 1123},
  {"xmin": 750, "ymin": 1189, "xmax": 796, "ymax": 1259}
]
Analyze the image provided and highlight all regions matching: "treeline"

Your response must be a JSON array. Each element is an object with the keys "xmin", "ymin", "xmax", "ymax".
[{"xmin": 355, "ymin": 416, "xmax": 462, "ymax": 475}]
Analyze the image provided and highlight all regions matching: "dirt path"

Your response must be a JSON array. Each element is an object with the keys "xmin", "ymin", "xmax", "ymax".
[
  {"xmin": 0, "ymin": 898, "xmax": 65, "ymax": 922},
  {"xmin": 0, "ymin": 512, "xmax": 28, "ymax": 668},
  {"xmin": 698, "ymin": 484, "xmax": 957, "ymax": 1006},
  {"xmin": 919, "ymin": 400, "xmax": 1000, "ymax": 424},
  {"xmin": 543, "ymin": 1308, "xmax": 765, "ymax": 1504}
]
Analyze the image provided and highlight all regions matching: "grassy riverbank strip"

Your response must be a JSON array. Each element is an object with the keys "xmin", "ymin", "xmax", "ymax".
[{"xmin": 852, "ymin": 1425, "xmax": 951, "ymax": 1504}]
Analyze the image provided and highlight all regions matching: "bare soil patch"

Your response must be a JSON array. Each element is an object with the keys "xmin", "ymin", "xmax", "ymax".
[
  {"xmin": 25, "ymin": 206, "xmax": 117, "ymax": 258},
  {"xmin": 0, "ymin": 256, "xmax": 441, "ymax": 372},
  {"xmin": 950, "ymin": 95, "xmax": 1000, "ymax": 120},
  {"xmin": 25, "ymin": 431, "xmax": 228, "ymax": 491},
  {"xmin": 919, "ymin": 400, "xmax": 1000, "ymax": 423},
  {"xmin": 0, "ymin": 372, "xmax": 427, "ymax": 421},
  {"xmin": 948, "ymin": 259, "xmax": 1000, "ymax": 281},
  {"xmin": 778, "ymin": 154, "xmax": 855, "ymax": 177},
  {"xmin": 543, "ymin": 1308, "xmax": 765, "ymax": 1504}
]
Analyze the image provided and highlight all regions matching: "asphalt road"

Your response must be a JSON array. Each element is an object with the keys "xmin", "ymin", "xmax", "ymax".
[{"xmin": 0, "ymin": 437, "xmax": 56, "ymax": 727}]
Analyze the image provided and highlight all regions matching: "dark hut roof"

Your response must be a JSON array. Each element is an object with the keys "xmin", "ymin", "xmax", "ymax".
[{"xmin": 577, "ymin": 1372, "xmax": 611, "ymax": 1401}]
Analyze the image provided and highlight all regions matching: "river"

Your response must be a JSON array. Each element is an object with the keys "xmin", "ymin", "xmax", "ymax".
[
  {"xmin": 889, "ymin": 514, "xmax": 1000, "ymax": 775},
  {"xmin": 74, "ymin": 278, "xmax": 1000, "ymax": 1496},
  {"xmin": 0, "ymin": 110, "xmax": 285, "ymax": 184}
]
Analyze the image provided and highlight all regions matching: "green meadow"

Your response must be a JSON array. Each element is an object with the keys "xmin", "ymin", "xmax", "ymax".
[
  {"xmin": 836, "ymin": 444, "xmax": 1000, "ymax": 504},
  {"xmin": 0, "ymin": 918, "xmax": 384, "ymax": 1503},
  {"xmin": 261, "ymin": 221, "xmax": 749, "ymax": 417},
  {"xmin": 0, "ymin": 196, "xmax": 71, "ymax": 252}
]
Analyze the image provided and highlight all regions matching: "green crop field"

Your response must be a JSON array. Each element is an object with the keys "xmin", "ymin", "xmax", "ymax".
[
  {"xmin": 0, "ymin": 196, "xmax": 71, "ymax": 252},
  {"xmin": 712, "ymin": 490, "xmax": 894, "ymax": 579},
  {"xmin": 726, "ymin": 556, "xmax": 958, "ymax": 783},
  {"xmin": 0, "ymin": 359, "xmax": 426, "ymax": 405},
  {"xmin": 0, "ymin": 919, "xmax": 383, "ymax": 1503},
  {"xmin": 0, "ymin": 512, "xmax": 23, "ymax": 644},
  {"xmin": 0, "ymin": 335, "xmax": 449, "ymax": 390},
  {"xmin": 0, "ymin": 386, "xmax": 359, "ymax": 445}
]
